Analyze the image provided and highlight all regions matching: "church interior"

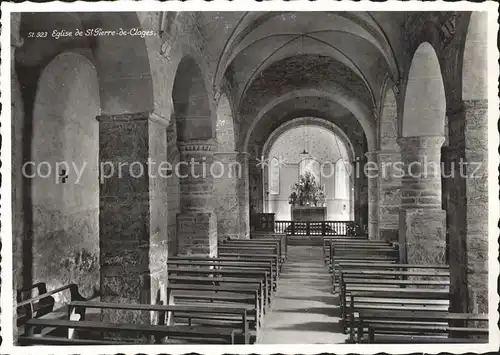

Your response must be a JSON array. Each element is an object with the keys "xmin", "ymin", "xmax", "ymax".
[{"xmin": 10, "ymin": 11, "xmax": 491, "ymax": 345}]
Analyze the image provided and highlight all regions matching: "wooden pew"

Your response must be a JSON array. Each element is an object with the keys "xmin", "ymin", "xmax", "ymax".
[
  {"xmin": 355, "ymin": 309, "xmax": 488, "ymax": 344},
  {"xmin": 168, "ymin": 255, "xmax": 279, "ymax": 277},
  {"xmin": 323, "ymin": 238, "xmax": 388, "ymax": 262},
  {"xmin": 16, "ymin": 283, "xmax": 89, "ymax": 327},
  {"xmin": 65, "ymin": 300, "xmax": 252, "ymax": 344},
  {"xmin": 220, "ymin": 240, "xmax": 282, "ymax": 264},
  {"xmin": 21, "ymin": 318, "xmax": 238, "ymax": 345},
  {"xmin": 343, "ymin": 288, "xmax": 451, "ymax": 338},
  {"xmin": 167, "ymin": 268, "xmax": 272, "ymax": 308},
  {"xmin": 224, "ymin": 238, "xmax": 284, "ymax": 262},
  {"xmin": 328, "ymin": 243, "xmax": 400, "ymax": 283},
  {"xmin": 167, "ymin": 282, "xmax": 262, "ymax": 330},
  {"xmin": 251, "ymin": 233, "xmax": 288, "ymax": 259},
  {"xmin": 218, "ymin": 252, "xmax": 281, "ymax": 273},
  {"xmin": 167, "ymin": 259, "xmax": 277, "ymax": 290},
  {"xmin": 339, "ymin": 273, "xmax": 451, "ymax": 323}
]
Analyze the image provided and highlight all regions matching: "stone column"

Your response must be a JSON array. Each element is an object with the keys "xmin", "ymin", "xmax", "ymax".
[
  {"xmin": 11, "ymin": 13, "xmax": 24, "ymax": 345},
  {"xmin": 98, "ymin": 111, "xmax": 169, "ymax": 323},
  {"xmin": 377, "ymin": 150, "xmax": 402, "ymax": 242},
  {"xmin": 213, "ymin": 151, "xmax": 241, "ymax": 241},
  {"xmin": 237, "ymin": 152, "xmax": 251, "ymax": 239},
  {"xmin": 358, "ymin": 156, "xmax": 369, "ymax": 232},
  {"xmin": 446, "ymin": 101, "xmax": 488, "ymax": 314},
  {"xmin": 365, "ymin": 152, "xmax": 379, "ymax": 239},
  {"xmin": 397, "ymin": 136, "xmax": 447, "ymax": 265},
  {"xmin": 176, "ymin": 139, "xmax": 218, "ymax": 256}
]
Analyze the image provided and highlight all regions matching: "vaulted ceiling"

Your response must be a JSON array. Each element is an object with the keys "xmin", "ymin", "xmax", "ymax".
[{"xmin": 196, "ymin": 11, "xmax": 407, "ymax": 151}]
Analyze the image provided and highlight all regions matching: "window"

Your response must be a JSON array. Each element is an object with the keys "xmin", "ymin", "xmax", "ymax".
[
  {"xmin": 269, "ymin": 157, "xmax": 280, "ymax": 195},
  {"xmin": 299, "ymin": 158, "xmax": 321, "ymax": 185},
  {"xmin": 335, "ymin": 159, "xmax": 348, "ymax": 199}
]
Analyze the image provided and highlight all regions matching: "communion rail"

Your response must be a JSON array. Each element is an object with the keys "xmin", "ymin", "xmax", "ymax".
[{"xmin": 274, "ymin": 221, "xmax": 363, "ymax": 236}]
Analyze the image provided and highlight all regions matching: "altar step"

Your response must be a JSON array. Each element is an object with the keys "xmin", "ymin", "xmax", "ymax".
[{"xmin": 287, "ymin": 235, "xmax": 324, "ymax": 246}]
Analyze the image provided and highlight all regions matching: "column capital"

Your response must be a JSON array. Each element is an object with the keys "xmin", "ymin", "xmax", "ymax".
[
  {"xmin": 397, "ymin": 136, "xmax": 446, "ymax": 151},
  {"xmin": 178, "ymin": 139, "xmax": 216, "ymax": 152}
]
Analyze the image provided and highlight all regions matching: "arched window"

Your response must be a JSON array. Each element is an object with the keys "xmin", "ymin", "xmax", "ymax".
[
  {"xmin": 335, "ymin": 159, "xmax": 348, "ymax": 199},
  {"xmin": 269, "ymin": 157, "xmax": 280, "ymax": 195},
  {"xmin": 299, "ymin": 158, "xmax": 321, "ymax": 185}
]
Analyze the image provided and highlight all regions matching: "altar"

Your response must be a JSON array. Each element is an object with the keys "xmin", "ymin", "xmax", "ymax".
[{"xmin": 291, "ymin": 206, "xmax": 327, "ymax": 221}]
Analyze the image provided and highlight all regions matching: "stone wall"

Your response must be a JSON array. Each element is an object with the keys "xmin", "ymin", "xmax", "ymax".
[
  {"xmin": 213, "ymin": 152, "xmax": 241, "ymax": 240},
  {"xmin": 30, "ymin": 53, "xmax": 100, "ymax": 302}
]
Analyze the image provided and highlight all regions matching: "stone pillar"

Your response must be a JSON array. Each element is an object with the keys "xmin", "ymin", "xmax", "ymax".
[
  {"xmin": 446, "ymin": 101, "xmax": 488, "ymax": 314},
  {"xmin": 463, "ymin": 100, "xmax": 488, "ymax": 314},
  {"xmin": 397, "ymin": 136, "xmax": 447, "ymax": 265},
  {"xmin": 249, "ymin": 156, "xmax": 264, "ymax": 214},
  {"xmin": 213, "ymin": 151, "xmax": 241, "ymax": 241},
  {"xmin": 176, "ymin": 139, "xmax": 218, "ymax": 256},
  {"xmin": 237, "ymin": 152, "xmax": 251, "ymax": 239},
  {"xmin": 98, "ymin": 111, "xmax": 169, "ymax": 323},
  {"xmin": 365, "ymin": 152, "xmax": 379, "ymax": 239},
  {"xmin": 377, "ymin": 150, "xmax": 402, "ymax": 242},
  {"xmin": 359, "ymin": 156, "xmax": 369, "ymax": 232},
  {"xmin": 11, "ymin": 13, "xmax": 24, "ymax": 345}
]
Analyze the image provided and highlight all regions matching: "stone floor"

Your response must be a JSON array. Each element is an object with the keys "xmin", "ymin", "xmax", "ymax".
[{"xmin": 258, "ymin": 246, "xmax": 348, "ymax": 344}]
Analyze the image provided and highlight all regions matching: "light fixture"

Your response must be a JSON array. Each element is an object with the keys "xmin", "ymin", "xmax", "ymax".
[{"xmin": 301, "ymin": 124, "xmax": 309, "ymax": 155}]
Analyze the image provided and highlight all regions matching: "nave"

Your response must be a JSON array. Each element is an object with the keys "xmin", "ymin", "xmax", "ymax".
[
  {"xmin": 9, "ymin": 9, "xmax": 493, "ymax": 348},
  {"xmin": 259, "ymin": 246, "xmax": 347, "ymax": 344},
  {"xmin": 16, "ymin": 232, "xmax": 489, "ymax": 345}
]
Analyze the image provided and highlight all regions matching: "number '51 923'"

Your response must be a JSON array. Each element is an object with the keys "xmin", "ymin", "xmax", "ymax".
[{"xmin": 27, "ymin": 32, "xmax": 48, "ymax": 38}]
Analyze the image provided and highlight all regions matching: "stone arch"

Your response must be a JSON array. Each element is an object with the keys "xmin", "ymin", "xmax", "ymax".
[
  {"xmin": 172, "ymin": 55, "xmax": 214, "ymax": 142},
  {"xmin": 265, "ymin": 123, "xmax": 354, "ymax": 220},
  {"xmin": 402, "ymin": 42, "xmax": 446, "ymax": 137},
  {"xmin": 30, "ymin": 52, "xmax": 100, "ymax": 302},
  {"xmin": 244, "ymin": 88, "xmax": 376, "ymax": 153}
]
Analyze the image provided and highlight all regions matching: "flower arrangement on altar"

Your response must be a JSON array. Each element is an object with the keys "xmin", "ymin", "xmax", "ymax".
[{"xmin": 288, "ymin": 171, "xmax": 326, "ymax": 206}]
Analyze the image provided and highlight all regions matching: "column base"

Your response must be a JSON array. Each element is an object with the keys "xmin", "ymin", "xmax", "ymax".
[
  {"xmin": 399, "ymin": 208, "xmax": 446, "ymax": 264},
  {"xmin": 177, "ymin": 212, "xmax": 218, "ymax": 257}
]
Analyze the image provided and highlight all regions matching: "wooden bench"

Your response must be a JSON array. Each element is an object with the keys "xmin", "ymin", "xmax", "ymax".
[
  {"xmin": 22, "ymin": 318, "xmax": 239, "ymax": 345},
  {"xmin": 220, "ymin": 241, "xmax": 283, "ymax": 266},
  {"xmin": 333, "ymin": 263, "xmax": 449, "ymax": 290},
  {"xmin": 343, "ymin": 287, "xmax": 451, "ymax": 337},
  {"xmin": 228, "ymin": 236, "xmax": 287, "ymax": 261},
  {"xmin": 330, "ymin": 257, "xmax": 400, "ymax": 286},
  {"xmin": 66, "ymin": 300, "xmax": 252, "ymax": 344},
  {"xmin": 218, "ymin": 252, "xmax": 281, "ymax": 273},
  {"xmin": 16, "ymin": 283, "xmax": 89, "ymax": 327},
  {"xmin": 339, "ymin": 273, "xmax": 451, "ymax": 323},
  {"xmin": 167, "ymin": 282, "xmax": 262, "ymax": 330},
  {"xmin": 251, "ymin": 233, "xmax": 288, "ymax": 258},
  {"xmin": 167, "ymin": 259, "xmax": 277, "ymax": 290},
  {"xmin": 354, "ymin": 309, "xmax": 488, "ymax": 343},
  {"xmin": 323, "ymin": 239, "xmax": 390, "ymax": 260},
  {"xmin": 167, "ymin": 267, "xmax": 272, "ymax": 308}
]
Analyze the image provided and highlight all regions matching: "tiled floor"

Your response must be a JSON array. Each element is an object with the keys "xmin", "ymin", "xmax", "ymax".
[{"xmin": 258, "ymin": 246, "xmax": 348, "ymax": 344}]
